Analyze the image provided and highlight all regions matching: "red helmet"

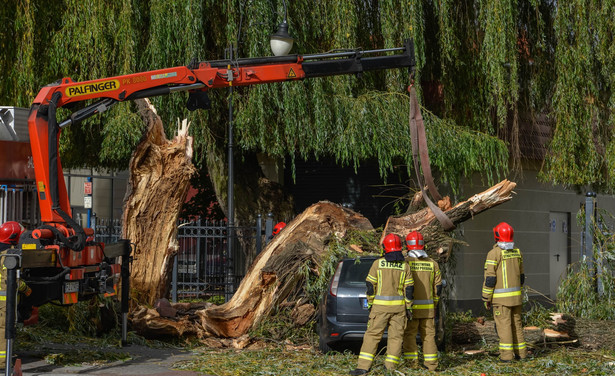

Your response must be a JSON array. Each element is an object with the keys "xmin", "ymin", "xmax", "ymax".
[
  {"xmin": 382, "ymin": 234, "xmax": 402, "ymax": 254},
  {"xmin": 405, "ymin": 231, "xmax": 424, "ymax": 250},
  {"xmin": 493, "ymin": 222, "xmax": 514, "ymax": 243},
  {"xmin": 0, "ymin": 221, "xmax": 24, "ymax": 245},
  {"xmin": 272, "ymin": 222, "xmax": 286, "ymax": 236}
]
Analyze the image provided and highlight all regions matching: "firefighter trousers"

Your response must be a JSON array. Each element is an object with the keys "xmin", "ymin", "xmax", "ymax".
[
  {"xmin": 402, "ymin": 317, "xmax": 438, "ymax": 371},
  {"xmin": 493, "ymin": 304, "xmax": 527, "ymax": 361},
  {"xmin": 357, "ymin": 310, "xmax": 406, "ymax": 370}
]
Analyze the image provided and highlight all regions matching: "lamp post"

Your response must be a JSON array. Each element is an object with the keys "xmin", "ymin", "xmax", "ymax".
[
  {"xmin": 225, "ymin": 1, "xmax": 294, "ymax": 302},
  {"xmin": 226, "ymin": 45, "xmax": 236, "ymax": 302}
]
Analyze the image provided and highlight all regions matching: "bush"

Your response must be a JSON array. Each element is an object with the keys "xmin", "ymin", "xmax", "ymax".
[
  {"xmin": 556, "ymin": 262, "xmax": 615, "ymax": 320},
  {"xmin": 556, "ymin": 207, "xmax": 615, "ymax": 320}
]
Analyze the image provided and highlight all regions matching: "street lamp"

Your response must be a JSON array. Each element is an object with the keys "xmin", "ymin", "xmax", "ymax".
[
  {"xmin": 226, "ymin": 1, "xmax": 294, "ymax": 301},
  {"xmin": 270, "ymin": 0, "xmax": 293, "ymax": 56}
]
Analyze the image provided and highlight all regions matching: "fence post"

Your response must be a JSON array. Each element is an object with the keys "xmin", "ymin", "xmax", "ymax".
[
  {"xmin": 583, "ymin": 192, "xmax": 596, "ymax": 266},
  {"xmin": 225, "ymin": 220, "xmax": 234, "ymax": 302},
  {"xmin": 265, "ymin": 213, "xmax": 274, "ymax": 245},
  {"xmin": 196, "ymin": 218, "xmax": 202, "ymax": 292},
  {"xmin": 172, "ymin": 254, "xmax": 178, "ymax": 302},
  {"xmin": 256, "ymin": 214, "xmax": 262, "ymax": 255},
  {"xmin": 1, "ymin": 185, "xmax": 6, "ymax": 223}
]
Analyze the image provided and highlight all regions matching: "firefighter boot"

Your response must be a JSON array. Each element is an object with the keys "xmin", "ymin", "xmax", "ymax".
[{"xmin": 349, "ymin": 369, "xmax": 368, "ymax": 375}]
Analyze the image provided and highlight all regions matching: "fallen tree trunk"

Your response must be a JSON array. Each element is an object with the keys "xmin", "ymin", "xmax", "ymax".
[
  {"xmin": 131, "ymin": 180, "xmax": 516, "ymax": 339},
  {"xmin": 197, "ymin": 201, "xmax": 373, "ymax": 338},
  {"xmin": 122, "ymin": 99, "xmax": 196, "ymax": 306},
  {"xmin": 382, "ymin": 179, "xmax": 517, "ymax": 257}
]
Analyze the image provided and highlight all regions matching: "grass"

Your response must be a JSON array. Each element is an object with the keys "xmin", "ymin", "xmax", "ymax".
[
  {"xmin": 16, "ymin": 309, "xmax": 615, "ymax": 374},
  {"xmin": 174, "ymin": 345, "xmax": 615, "ymax": 375},
  {"xmin": 16, "ymin": 285, "xmax": 615, "ymax": 374}
]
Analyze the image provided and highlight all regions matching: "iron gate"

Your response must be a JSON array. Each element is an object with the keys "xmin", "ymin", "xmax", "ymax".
[{"xmin": 171, "ymin": 214, "xmax": 276, "ymax": 302}]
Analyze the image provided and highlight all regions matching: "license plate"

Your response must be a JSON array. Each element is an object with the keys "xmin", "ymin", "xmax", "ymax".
[
  {"xmin": 361, "ymin": 298, "xmax": 369, "ymax": 309},
  {"xmin": 64, "ymin": 281, "xmax": 79, "ymax": 294}
]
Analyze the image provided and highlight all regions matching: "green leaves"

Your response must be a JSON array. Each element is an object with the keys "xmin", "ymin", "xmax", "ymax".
[
  {"xmin": 557, "ymin": 208, "xmax": 615, "ymax": 320},
  {"xmin": 543, "ymin": 0, "xmax": 615, "ymax": 190},
  {"xmin": 10, "ymin": 0, "xmax": 615, "ymax": 192}
]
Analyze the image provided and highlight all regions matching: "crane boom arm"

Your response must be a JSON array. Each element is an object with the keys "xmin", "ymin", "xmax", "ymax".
[{"xmin": 28, "ymin": 40, "xmax": 415, "ymax": 249}]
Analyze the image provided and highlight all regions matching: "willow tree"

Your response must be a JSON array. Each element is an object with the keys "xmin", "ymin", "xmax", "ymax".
[{"xmin": 3, "ymin": 0, "xmax": 615, "ymax": 288}]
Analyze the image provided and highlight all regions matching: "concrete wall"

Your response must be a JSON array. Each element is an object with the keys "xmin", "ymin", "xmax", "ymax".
[{"xmin": 448, "ymin": 164, "xmax": 615, "ymax": 312}]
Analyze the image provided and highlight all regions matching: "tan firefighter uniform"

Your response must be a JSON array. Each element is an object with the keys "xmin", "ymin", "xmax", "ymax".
[
  {"xmin": 355, "ymin": 258, "xmax": 413, "ymax": 371},
  {"xmin": 482, "ymin": 245, "xmax": 527, "ymax": 361},
  {"xmin": 402, "ymin": 256, "xmax": 442, "ymax": 371}
]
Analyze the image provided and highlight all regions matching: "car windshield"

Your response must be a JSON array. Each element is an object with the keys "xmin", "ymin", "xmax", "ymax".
[{"xmin": 339, "ymin": 258, "xmax": 375, "ymax": 287}]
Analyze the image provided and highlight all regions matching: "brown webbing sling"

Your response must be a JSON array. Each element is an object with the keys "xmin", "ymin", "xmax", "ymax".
[{"xmin": 408, "ymin": 84, "xmax": 455, "ymax": 231}]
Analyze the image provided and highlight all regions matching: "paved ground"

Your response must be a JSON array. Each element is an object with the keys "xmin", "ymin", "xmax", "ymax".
[{"xmin": 16, "ymin": 343, "xmax": 208, "ymax": 376}]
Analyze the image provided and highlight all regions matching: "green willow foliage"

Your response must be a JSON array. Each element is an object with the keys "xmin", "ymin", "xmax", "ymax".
[
  {"xmin": 5, "ymin": 1, "xmax": 612, "ymax": 192},
  {"xmin": 557, "ymin": 208, "xmax": 615, "ymax": 319},
  {"xmin": 544, "ymin": 0, "xmax": 615, "ymax": 190}
]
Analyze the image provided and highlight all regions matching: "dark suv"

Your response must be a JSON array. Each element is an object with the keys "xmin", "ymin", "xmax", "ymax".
[{"xmin": 317, "ymin": 256, "xmax": 445, "ymax": 353}]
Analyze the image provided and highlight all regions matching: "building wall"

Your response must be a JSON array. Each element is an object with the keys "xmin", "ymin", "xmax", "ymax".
[
  {"xmin": 64, "ymin": 169, "xmax": 129, "ymax": 226},
  {"xmin": 0, "ymin": 106, "xmax": 29, "ymax": 141},
  {"xmin": 449, "ymin": 165, "xmax": 615, "ymax": 312}
]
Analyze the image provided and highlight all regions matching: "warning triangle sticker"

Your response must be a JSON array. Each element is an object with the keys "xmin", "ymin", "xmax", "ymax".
[{"xmin": 287, "ymin": 68, "xmax": 297, "ymax": 78}]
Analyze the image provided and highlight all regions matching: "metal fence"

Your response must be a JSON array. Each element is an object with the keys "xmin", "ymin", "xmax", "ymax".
[
  {"xmin": 91, "ymin": 216, "xmax": 123, "ymax": 244},
  {"xmin": 0, "ymin": 183, "xmax": 39, "ymax": 227},
  {"xmin": 89, "ymin": 214, "xmax": 278, "ymax": 303},
  {"xmin": 171, "ymin": 214, "xmax": 276, "ymax": 302}
]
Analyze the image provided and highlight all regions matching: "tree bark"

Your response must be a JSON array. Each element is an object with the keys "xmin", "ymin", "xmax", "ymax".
[
  {"xmin": 122, "ymin": 99, "xmax": 196, "ymax": 306},
  {"xmin": 382, "ymin": 179, "xmax": 517, "ymax": 256},
  {"xmin": 197, "ymin": 201, "xmax": 373, "ymax": 338}
]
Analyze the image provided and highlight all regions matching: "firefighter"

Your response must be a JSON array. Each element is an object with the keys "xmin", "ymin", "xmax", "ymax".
[
  {"xmin": 0, "ymin": 221, "xmax": 25, "ymax": 368},
  {"xmin": 402, "ymin": 231, "xmax": 442, "ymax": 371},
  {"xmin": 349, "ymin": 234, "xmax": 413, "ymax": 375},
  {"xmin": 482, "ymin": 222, "xmax": 527, "ymax": 362}
]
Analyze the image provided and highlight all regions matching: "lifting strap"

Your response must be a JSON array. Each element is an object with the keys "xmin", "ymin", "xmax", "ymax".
[{"xmin": 408, "ymin": 84, "xmax": 455, "ymax": 231}]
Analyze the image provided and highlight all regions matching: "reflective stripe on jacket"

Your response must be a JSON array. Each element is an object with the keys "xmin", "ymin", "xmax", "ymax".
[
  {"xmin": 482, "ymin": 246, "xmax": 524, "ymax": 306},
  {"xmin": 406, "ymin": 256, "xmax": 441, "ymax": 318},
  {"xmin": 366, "ymin": 258, "xmax": 413, "ymax": 313}
]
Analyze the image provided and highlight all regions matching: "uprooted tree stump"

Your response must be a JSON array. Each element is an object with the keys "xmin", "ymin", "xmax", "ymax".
[{"xmin": 131, "ymin": 180, "xmax": 516, "ymax": 340}]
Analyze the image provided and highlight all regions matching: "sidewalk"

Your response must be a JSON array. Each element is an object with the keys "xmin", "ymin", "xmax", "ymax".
[{"xmin": 17, "ymin": 343, "xmax": 209, "ymax": 376}]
